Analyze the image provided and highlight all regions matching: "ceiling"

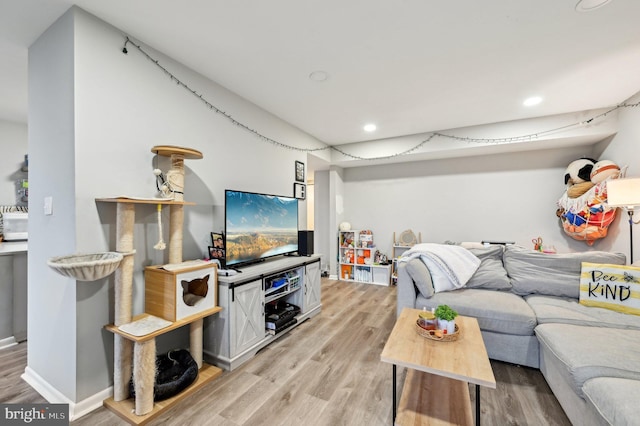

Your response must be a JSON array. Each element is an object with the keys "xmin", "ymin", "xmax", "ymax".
[{"xmin": 1, "ymin": 0, "xmax": 640, "ymax": 149}]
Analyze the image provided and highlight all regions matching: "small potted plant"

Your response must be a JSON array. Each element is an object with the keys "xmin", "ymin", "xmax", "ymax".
[{"xmin": 434, "ymin": 304, "xmax": 458, "ymax": 334}]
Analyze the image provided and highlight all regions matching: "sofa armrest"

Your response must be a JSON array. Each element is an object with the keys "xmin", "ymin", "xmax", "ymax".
[{"xmin": 397, "ymin": 262, "xmax": 418, "ymax": 317}]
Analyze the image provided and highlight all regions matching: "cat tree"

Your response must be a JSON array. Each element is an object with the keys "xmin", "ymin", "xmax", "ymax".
[
  {"xmin": 49, "ymin": 146, "xmax": 222, "ymax": 422},
  {"xmin": 98, "ymin": 146, "xmax": 222, "ymax": 423}
]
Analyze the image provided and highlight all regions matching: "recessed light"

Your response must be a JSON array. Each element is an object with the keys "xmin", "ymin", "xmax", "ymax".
[
  {"xmin": 575, "ymin": 0, "xmax": 613, "ymax": 12},
  {"xmin": 523, "ymin": 96, "xmax": 542, "ymax": 107},
  {"xmin": 363, "ymin": 123, "xmax": 377, "ymax": 132},
  {"xmin": 309, "ymin": 71, "xmax": 329, "ymax": 82}
]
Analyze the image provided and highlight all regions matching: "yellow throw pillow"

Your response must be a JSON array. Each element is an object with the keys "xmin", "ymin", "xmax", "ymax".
[{"xmin": 580, "ymin": 262, "xmax": 640, "ymax": 316}]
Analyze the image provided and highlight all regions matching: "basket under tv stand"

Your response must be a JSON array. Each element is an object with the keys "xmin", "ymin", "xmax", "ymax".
[{"xmin": 204, "ymin": 254, "xmax": 322, "ymax": 371}]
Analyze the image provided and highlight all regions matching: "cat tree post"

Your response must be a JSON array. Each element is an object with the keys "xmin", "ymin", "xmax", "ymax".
[
  {"xmin": 169, "ymin": 204, "xmax": 183, "ymax": 264},
  {"xmin": 133, "ymin": 339, "xmax": 156, "ymax": 416},
  {"xmin": 113, "ymin": 202, "xmax": 135, "ymax": 402}
]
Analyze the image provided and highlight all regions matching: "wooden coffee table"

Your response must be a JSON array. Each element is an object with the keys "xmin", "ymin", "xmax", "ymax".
[{"xmin": 381, "ymin": 308, "xmax": 496, "ymax": 426}]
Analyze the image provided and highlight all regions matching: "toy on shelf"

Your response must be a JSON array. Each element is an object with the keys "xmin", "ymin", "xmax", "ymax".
[{"xmin": 359, "ymin": 230, "xmax": 374, "ymax": 248}]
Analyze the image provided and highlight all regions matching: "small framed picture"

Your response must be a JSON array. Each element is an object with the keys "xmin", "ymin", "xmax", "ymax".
[
  {"xmin": 210, "ymin": 232, "xmax": 226, "ymax": 267},
  {"xmin": 295, "ymin": 161, "xmax": 305, "ymax": 182},
  {"xmin": 208, "ymin": 246, "xmax": 226, "ymax": 261},
  {"xmin": 211, "ymin": 232, "xmax": 224, "ymax": 249},
  {"xmin": 294, "ymin": 182, "xmax": 306, "ymax": 200}
]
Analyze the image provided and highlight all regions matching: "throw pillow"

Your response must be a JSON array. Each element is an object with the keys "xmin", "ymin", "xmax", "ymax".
[
  {"xmin": 404, "ymin": 258, "xmax": 434, "ymax": 298},
  {"xmin": 504, "ymin": 245, "xmax": 626, "ymax": 299},
  {"xmin": 579, "ymin": 262, "xmax": 640, "ymax": 316},
  {"xmin": 465, "ymin": 245, "xmax": 511, "ymax": 290}
]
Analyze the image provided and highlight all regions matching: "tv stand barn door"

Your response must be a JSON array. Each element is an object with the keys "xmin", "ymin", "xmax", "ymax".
[
  {"xmin": 305, "ymin": 261, "xmax": 321, "ymax": 312},
  {"xmin": 230, "ymin": 279, "xmax": 264, "ymax": 357}
]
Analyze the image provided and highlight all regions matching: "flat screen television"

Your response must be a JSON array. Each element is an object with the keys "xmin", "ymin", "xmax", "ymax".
[{"xmin": 225, "ymin": 190, "xmax": 299, "ymax": 267}]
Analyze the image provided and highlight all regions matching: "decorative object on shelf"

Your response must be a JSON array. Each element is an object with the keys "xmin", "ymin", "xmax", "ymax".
[
  {"xmin": 374, "ymin": 250, "xmax": 389, "ymax": 265},
  {"xmin": 47, "ymin": 252, "xmax": 124, "ymax": 281},
  {"xmin": 151, "ymin": 145, "xmax": 203, "ymax": 201},
  {"xmin": 295, "ymin": 160, "xmax": 305, "ymax": 182},
  {"xmin": 339, "ymin": 221, "xmax": 352, "ymax": 232},
  {"xmin": 434, "ymin": 304, "xmax": 458, "ymax": 335},
  {"xmin": 294, "ymin": 182, "xmax": 306, "ymax": 200},
  {"xmin": 397, "ymin": 229, "xmax": 418, "ymax": 246},
  {"xmin": 557, "ymin": 157, "xmax": 621, "ymax": 247},
  {"xmin": 532, "ymin": 236, "xmax": 543, "ymax": 252},
  {"xmin": 359, "ymin": 230, "xmax": 374, "ymax": 247}
]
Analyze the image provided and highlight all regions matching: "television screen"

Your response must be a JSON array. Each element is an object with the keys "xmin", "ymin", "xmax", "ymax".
[{"xmin": 225, "ymin": 190, "xmax": 299, "ymax": 267}]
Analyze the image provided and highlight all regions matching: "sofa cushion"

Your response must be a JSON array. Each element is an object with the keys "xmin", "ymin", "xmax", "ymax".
[
  {"xmin": 404, "ymin": 258, "xmax": 434, "ymax": 298},
  {"xmin": 465, "ymin": 245, "xmax": 511, "ymax": 290},
  {"xmin": 415, "ymin": 288, "xmax": 536, "ymax": 336},
  {"xmin": 504, "ymin": 245, "xmax": 626, "ymax": 298},
  {"xmin": 527, "ymin": 295, "xmax": 640, "ymax": 330},
  {"xmin": 535, "ymin": 323, "xmax": 640, "ymax": 397},
  {"xmin": 582, "ymin": 377, "xmax": 640, "ymax": 426}
]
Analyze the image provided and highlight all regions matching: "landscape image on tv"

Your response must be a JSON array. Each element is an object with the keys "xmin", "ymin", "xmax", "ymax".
[{"xmin": 225, "ymin": 190, "xmax": 298, "ymax": 267}]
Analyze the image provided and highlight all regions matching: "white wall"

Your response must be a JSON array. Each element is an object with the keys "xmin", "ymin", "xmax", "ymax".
[
  {"xmin": 0, "ymin": 119, "xmax": 27, "ymax": 206},
  {"xmin": 28, "ymin": 6, "xmax": 325, "ymax": 407},
  {"xmin": 28, "ymin": 8, "xmax": 78, "ymax": 402}
]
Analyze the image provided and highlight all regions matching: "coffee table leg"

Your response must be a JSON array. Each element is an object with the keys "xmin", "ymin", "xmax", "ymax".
[
  {"xmin": 476, "ymin": 384, "xmax": 480, "ymax": 426},
  {"xmin": 392, "ymin": 364, "xmax": 397, "ymax": 424}
]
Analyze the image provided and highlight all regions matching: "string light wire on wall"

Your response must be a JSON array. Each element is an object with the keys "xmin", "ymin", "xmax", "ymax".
[{"xmin": 121, "ymin": 36, "xmax": 639, "ymax": 162}]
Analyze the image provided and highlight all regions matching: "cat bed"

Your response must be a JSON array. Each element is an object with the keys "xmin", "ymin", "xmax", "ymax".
[
  {"xmin": 129, "ymin": 349, "xmax": 198, "ymax": 401},
  {"xmin": 47, "ymin": 252, "xmax": 123, "ymax": 281}
]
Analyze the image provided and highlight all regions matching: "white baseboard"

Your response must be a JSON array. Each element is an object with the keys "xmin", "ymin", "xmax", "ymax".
[
  {"xmin": 329, "ymin": 274, "xmax": 338, "ymax": 280},
  {"xmin": 0, "ymin": 336, "xmax": 18, "ymax": 350},
  {"xmin": 72, "ymin": 386, "xmax": 113, "ymax": 420},
  {"xmin": 21, "ymin": 366, "xmax": 113, "ymax": 421}
]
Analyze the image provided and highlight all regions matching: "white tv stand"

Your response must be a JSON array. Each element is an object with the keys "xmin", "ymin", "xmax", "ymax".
[{"xmin": 203, "ymin": 254, "xmax": 321, "ymax": 371}]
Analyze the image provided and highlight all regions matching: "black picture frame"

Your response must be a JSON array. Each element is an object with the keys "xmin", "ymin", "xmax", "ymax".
[
  {"xmin": 294, "ymin": 182, "xmax": 306, "ymax": 200},
  {"xmin": 295, "ymin": 160, "xmax": 305, "ymax": 182},
  {"xmin": 210, "ymin": 232, "xmax": 226, "ymax": 267}
]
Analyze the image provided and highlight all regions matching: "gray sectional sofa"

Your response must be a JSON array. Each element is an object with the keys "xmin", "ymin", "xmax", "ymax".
[{"xmin": 397, "ymin": 244, "xmax": 640, "ymax": 426}]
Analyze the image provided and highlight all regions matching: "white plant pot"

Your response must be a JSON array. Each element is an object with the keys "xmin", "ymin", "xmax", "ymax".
[{"xmin": 437, "ymin": 318, "xmax": 456, "ymax": 334}]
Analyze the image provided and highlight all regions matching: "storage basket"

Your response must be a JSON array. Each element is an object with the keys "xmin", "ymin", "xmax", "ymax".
[{"xmin": 415, "ymin": 320, "xmax": 460, "ymax": 342}]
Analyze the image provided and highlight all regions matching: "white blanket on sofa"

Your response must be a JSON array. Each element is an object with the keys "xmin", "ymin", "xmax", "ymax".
[{"xmin": 399, "ymin": 243, "xmax": 481, "ymax": 293}]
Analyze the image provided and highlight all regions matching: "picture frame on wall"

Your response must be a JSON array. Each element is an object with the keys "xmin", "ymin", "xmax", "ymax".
[
  {"xmin": 295, "ymin": 160, "xmax": 305, "ymax": 182},
  {"xmin": 294, "ymin": 182, "xmax": 306, "ymax": 200}
]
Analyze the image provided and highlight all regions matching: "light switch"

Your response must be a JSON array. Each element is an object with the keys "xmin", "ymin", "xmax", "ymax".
[{"xmin": 44, "ymin": 196, "xmax": 53, "ymax": 215}]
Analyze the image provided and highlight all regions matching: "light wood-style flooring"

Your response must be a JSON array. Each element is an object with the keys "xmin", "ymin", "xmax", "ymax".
[{"xmin": 1, "ymin": 279, "xmax": 571, "ymax": 425}]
